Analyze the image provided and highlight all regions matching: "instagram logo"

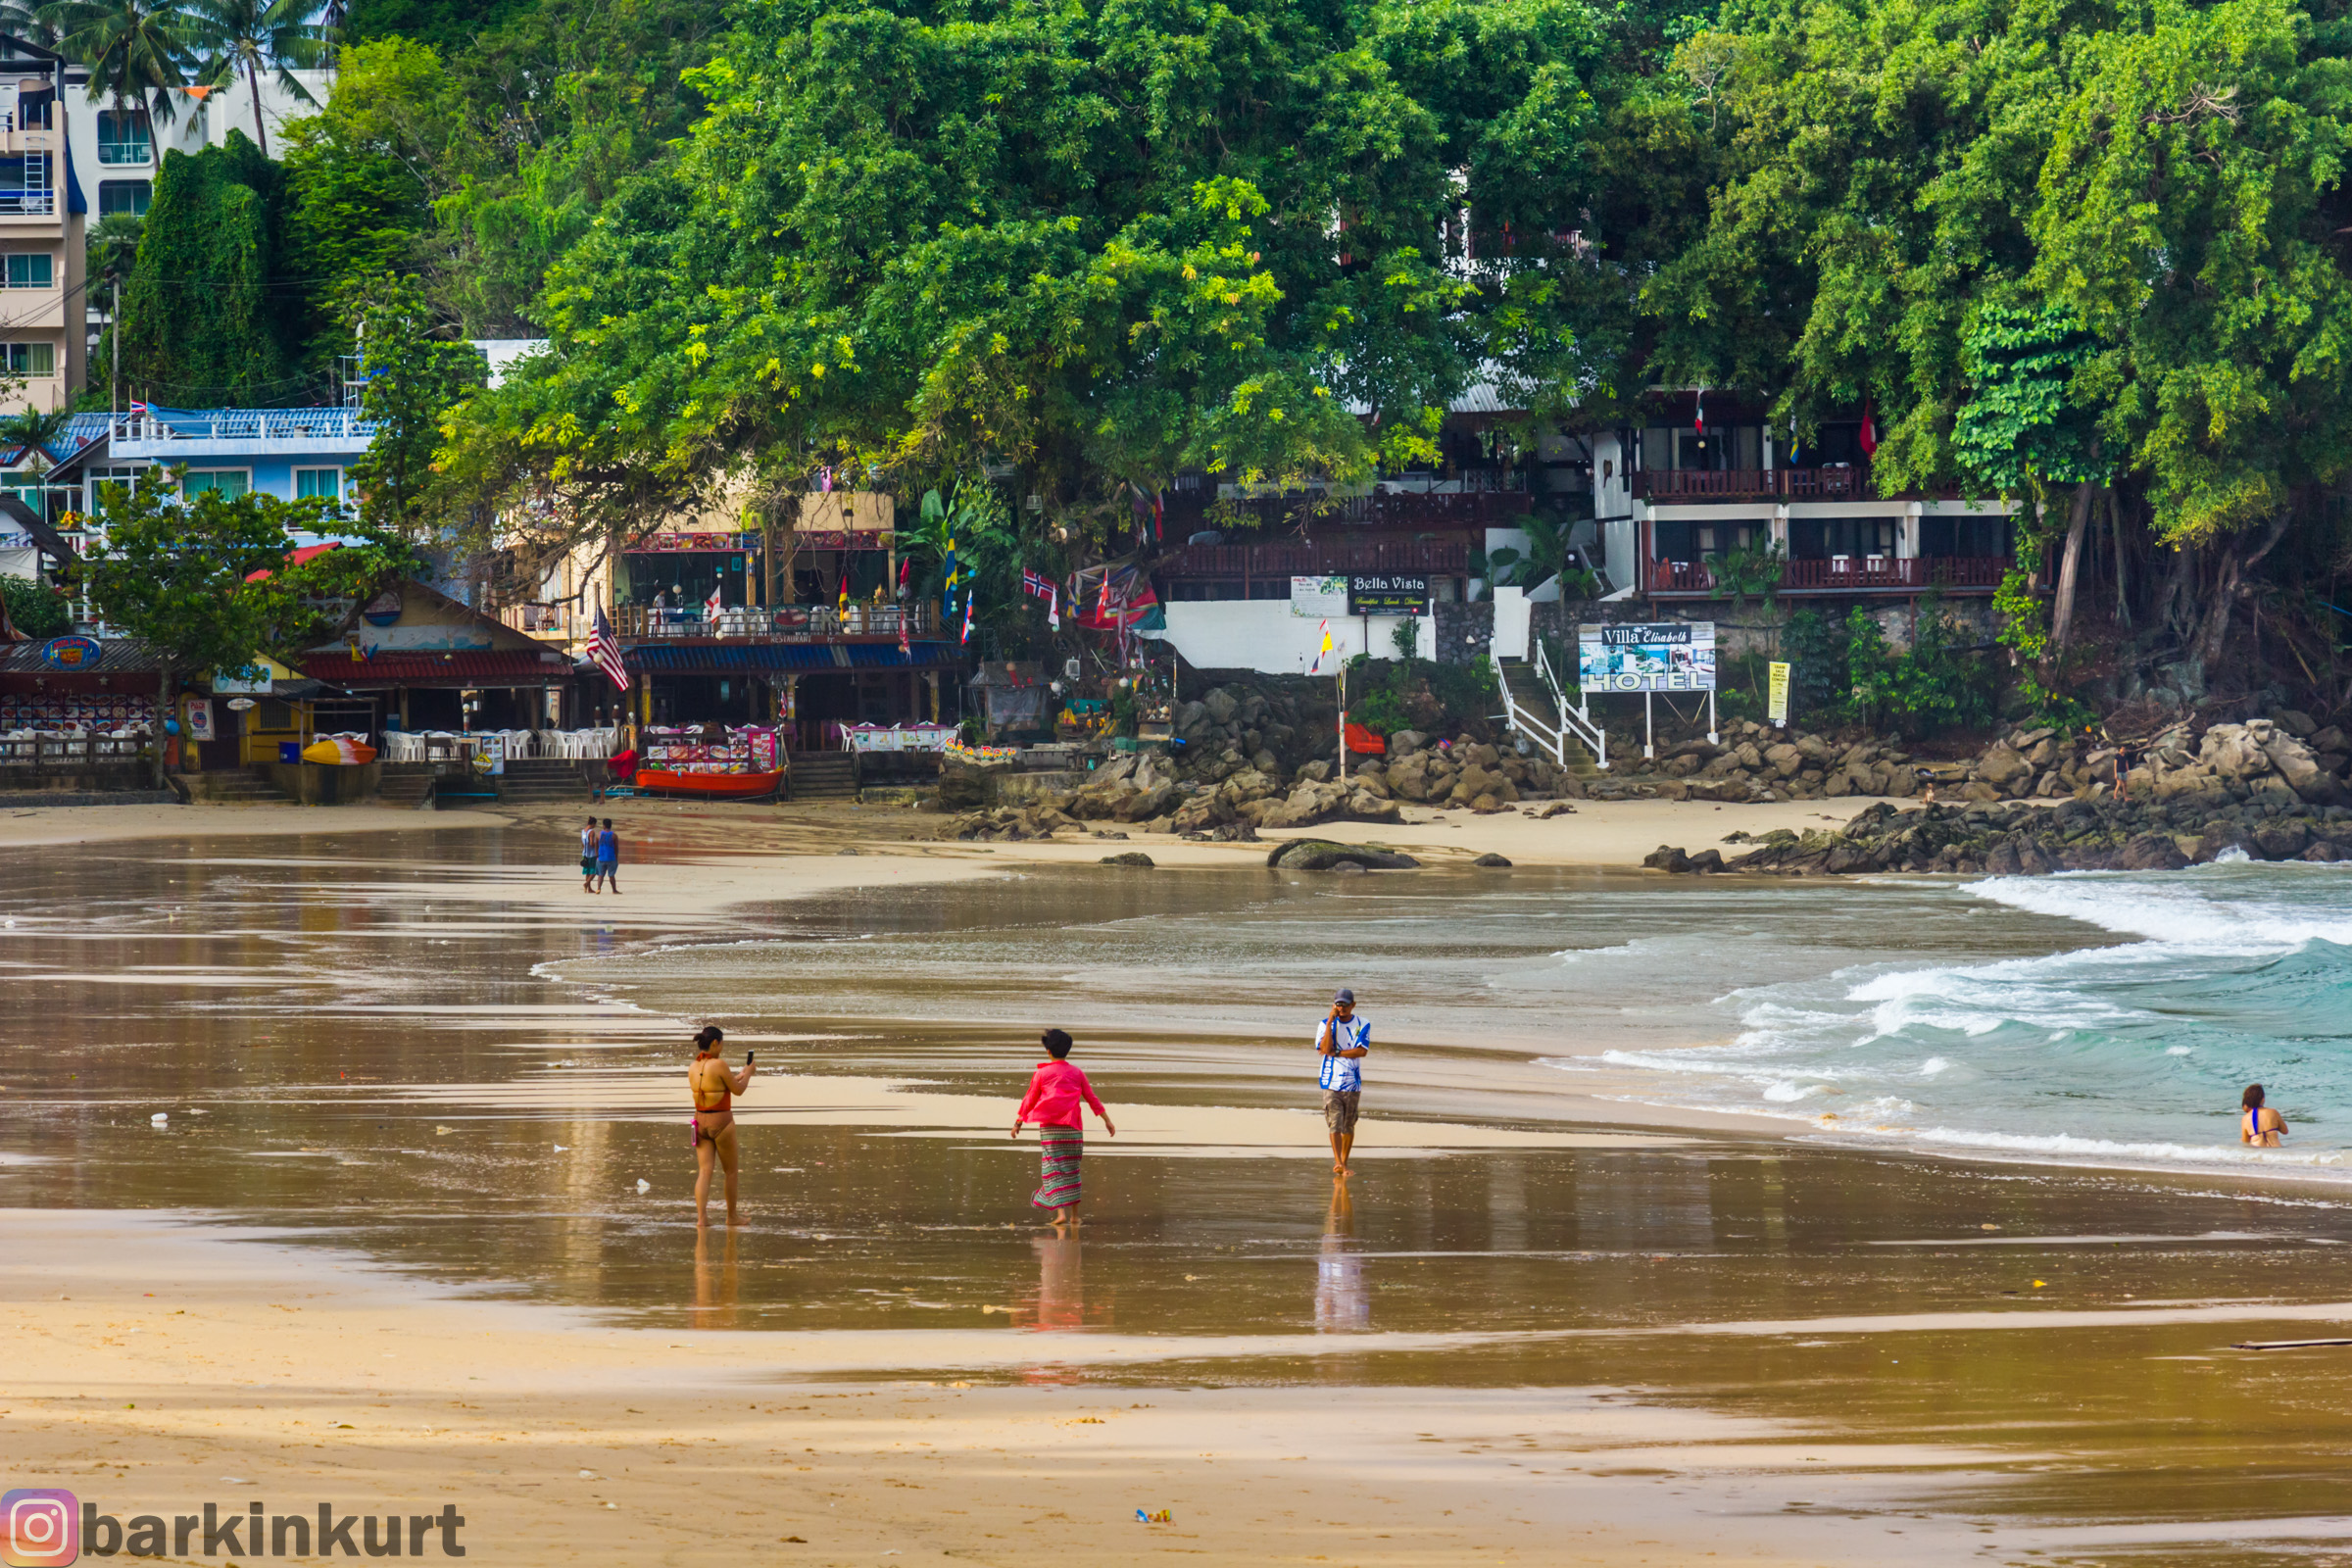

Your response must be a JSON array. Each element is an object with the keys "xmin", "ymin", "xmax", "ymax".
[{"xmin": 1, "ymin": 1491, "xmax": 75, "ymax": 1567}]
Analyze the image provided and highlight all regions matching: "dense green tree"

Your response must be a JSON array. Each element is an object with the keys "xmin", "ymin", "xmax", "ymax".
[
  {"xmin": 340, "ymin": 270, "xmax": 482, "ymax": 537},
  {"xmin": 43, "ymin": 0, "xmax": 202, "ymax": 122},
  {"xmin": 441, "ymin": 0, "xmax": 1619, "ymax": 556},
  {"xmin": 113, "ymin": 131, "xmax": 303, "ymax": 404}
]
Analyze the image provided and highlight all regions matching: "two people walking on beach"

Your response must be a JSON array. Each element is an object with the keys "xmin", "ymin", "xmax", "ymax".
[
  {"xmin": 582, "ymin": 817, "xmax": 620, "ymax": 894},
  {"xmin": 1012, "ymin": 1029, "xmax": 1116, "ymax": 1226}
]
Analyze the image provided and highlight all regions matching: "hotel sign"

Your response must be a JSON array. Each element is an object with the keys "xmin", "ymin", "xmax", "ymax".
[
  {"xmin": 1578, "ymin": 621, "xmax": 1717, "ymax": 692},
  {"xmin": 1347, "ymin": 573, "xmax": 1431, "ymax": 615}
]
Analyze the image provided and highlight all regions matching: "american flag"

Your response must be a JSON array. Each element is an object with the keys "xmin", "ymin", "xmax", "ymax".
[{"xmin": 588, "ymin": 606, "xmax": 629, "ymax": 691}]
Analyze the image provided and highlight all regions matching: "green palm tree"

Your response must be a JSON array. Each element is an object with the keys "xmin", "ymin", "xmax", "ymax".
[
  {"xmin": 186, "ymin": 0, "xmax": 331, "ymax": 155},
  {"xmin": 39, "ymin": 0, "xmax": 199, "ymax": 125}
]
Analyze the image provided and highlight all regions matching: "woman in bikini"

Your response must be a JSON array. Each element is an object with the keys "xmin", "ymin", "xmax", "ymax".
[
  {"xmin": 689, "ymin": 1025, "xmax": 756, "ymax": 1227},
  {"xmin": 2241, "ymin": 1083, "xmax": 2287, "ymax": 1148}
]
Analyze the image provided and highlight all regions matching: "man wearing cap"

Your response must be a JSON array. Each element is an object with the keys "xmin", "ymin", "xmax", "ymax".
[{"xmin": 1317, "ymin": 989, "xmax": 1370, "ymax": 1174}]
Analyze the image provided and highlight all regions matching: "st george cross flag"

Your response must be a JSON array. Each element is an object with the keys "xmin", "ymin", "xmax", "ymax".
[
  {"xmin": 588, "ymin": 606, "xmax": 629, "ymax": 691},
  {"xmin": 1307, "ymin": 619, "xmax": 1335, "ymax": 675},
  {"xmin": 1048, "ymin": 586, "xmax": 1059, "ymax": 631}
]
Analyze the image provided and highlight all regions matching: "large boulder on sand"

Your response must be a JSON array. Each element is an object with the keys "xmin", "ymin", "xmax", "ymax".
[
  {"xmin": 1267, "ymin": 840, "xmax": 1420, "ymax": 871},
  {"xmin": 1975, "ymin": 743, "xmax": 2033, "ymax": 787}
]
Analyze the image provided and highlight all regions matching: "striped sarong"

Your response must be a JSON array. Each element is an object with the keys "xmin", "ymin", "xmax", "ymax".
[{"xmin": 1033, "ymin": 1125, "xmax": 1083, "ymax": 1210}]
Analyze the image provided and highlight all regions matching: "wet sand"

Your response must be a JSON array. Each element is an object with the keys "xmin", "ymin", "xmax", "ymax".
[{"xmin": 7, "ymin": 813, "xmax": 2352, "ymax": 1565}]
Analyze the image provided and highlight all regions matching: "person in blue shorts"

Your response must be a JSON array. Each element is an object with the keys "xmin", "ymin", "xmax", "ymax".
[{"xmin": 596, "ymin": 817, "xmax": 620, "ymax": 895}]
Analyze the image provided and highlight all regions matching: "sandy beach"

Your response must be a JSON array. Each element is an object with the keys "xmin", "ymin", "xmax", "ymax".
[{"xmin": 7, "ymin": 800, "xmax": 2352, "ymax": 1566}]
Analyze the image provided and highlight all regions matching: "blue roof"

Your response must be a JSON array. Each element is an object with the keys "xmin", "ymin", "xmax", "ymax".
[{"xmin": 625, "ymin": 641, "xmax": 967, "ymax": 672}]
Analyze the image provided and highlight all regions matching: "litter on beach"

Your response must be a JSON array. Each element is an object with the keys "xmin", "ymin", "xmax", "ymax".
[{"xmin": 2233, "ymin": 1339, "xmax": 2352, "ymax": 1350}]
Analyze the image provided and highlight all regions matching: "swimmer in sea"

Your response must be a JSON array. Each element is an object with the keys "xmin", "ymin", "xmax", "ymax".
[
  {"xmin": 2241, "ymin": 1083, "xmax": 2287, "ymax": 1148},
  {"xmin": 689, "ymin": 1025, "xmax": 756, "ymax": 1226}
]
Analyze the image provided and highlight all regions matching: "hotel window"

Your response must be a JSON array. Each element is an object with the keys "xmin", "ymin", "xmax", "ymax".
[
  {"xmin": 97, "ymin": 179, "xmax": 149, "ymax": 216},
  {"xmin": 182, "ymin": 469, "xmax": 250, "ymax": 499},
  {"xmin": 0, "ymin": 342, "xmax": 55, "ymax": 376},
  {"xmin": 96, "ymin": 109, "xmax": 151, "ymax": 165},
  {"xmin": 2, "ymin": 254, "xmax": 50, "ymax": 288},
  {"xmin": 294, "ymin": 466, "xmax": 343, "ymax": 502}
]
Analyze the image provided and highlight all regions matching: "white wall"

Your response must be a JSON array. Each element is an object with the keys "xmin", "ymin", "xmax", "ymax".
[
  {"xmin": 1490, "ymin": 585, "xmax": 1531, "ymax": 661},
  {"xmin": 1150, "ymin": 601, "xmax": 1428, "ymax": 675}
]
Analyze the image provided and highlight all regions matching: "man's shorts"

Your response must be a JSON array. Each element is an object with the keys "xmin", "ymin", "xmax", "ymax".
[{"xmin": 1322, "ymin": 1088, "xmax": 1361, "ymax": 1137}]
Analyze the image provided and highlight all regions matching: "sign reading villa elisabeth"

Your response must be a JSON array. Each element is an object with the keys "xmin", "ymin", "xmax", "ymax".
[{"xmin": 1578, "ymin": 621, "xmax": 1717, "ymax": 692}]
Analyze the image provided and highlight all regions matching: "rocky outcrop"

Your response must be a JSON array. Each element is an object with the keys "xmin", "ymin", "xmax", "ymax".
[
  {"xmin": 1652, "ymin": 793, "xmax": 2352, "ymax": 876},
  {"xmin": 1266, "ymin": 840, "xmax": 1422, "ymax": 871}
]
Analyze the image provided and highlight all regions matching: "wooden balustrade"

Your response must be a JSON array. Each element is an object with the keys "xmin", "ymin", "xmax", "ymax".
[
  {"xmin": 612, "ymin": 602, "xmax": 939, "ymax": 640},
  {"xmin": 1647, "ymin": 555, "xmax": 2014, "ymax": 594}
]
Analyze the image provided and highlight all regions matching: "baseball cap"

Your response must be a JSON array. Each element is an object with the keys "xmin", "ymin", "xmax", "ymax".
[{"xmin": 1333, "ymin": 988, "xmax": 1355, "ymax": 1004}]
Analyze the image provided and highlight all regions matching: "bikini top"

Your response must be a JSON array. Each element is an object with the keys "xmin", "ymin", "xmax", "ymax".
[{"xmin": 694, "ymin": 1055, "xmax": 731, "ymax": 1112}]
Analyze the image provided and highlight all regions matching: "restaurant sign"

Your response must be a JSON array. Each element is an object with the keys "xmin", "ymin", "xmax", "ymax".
[
  {"xmin": 1291, "ymin": 575, "xmax": 1349, "ymax": 617},
  {"xmin": 1347, "ymin": 573, "xmax": 1431, "ymax": 615},
  {"xmin": 39, "ymin": 634, "xmax": 101, "ymax": 669},
  {"xmin": 1578, "ymin": 621, "xmax": 1717, "ymax": 692}
]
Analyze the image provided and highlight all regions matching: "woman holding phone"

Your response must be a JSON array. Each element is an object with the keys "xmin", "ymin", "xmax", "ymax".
[{"xmin": 689, "ymin": 1025, "xmax": 756, "ymax": 1227}]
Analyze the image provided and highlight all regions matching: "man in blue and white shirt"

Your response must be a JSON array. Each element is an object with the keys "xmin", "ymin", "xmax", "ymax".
[{"xmin": 1316, "ymin": 988, "xmax": 1370, "ymax": 1174}]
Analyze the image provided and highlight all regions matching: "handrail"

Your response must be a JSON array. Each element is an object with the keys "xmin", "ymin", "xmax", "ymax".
[{"xmin": 1536, "ymin": 635, "xmax": 1606, "ymax": 768}]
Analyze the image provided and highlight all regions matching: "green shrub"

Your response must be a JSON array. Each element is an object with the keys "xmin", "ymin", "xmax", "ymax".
[{"xmin": 1, "ymin": 575, "xmax": 70, "ymax": 638}]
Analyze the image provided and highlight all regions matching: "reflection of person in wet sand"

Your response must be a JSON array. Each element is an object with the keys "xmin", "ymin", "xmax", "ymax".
[
  {"xmin": 1021, "ymin": 1233, "xmax": 1085, "ymax": 1333},
  {"xmin": 2242, "ymin": 1083, "xmax": 2288, "ymax": 1147},
  {"xmin": 692, "ymin": 1224, "xmax": 739, "ymax": 1329},
  {"xmin": 1010, "ymin": 1029, "xmax": 1115, "ymax": 1227},
  {"xmin": 1315, "ymin": 1179, "xmax": 1370, "ymax": 1334},
  {"xmin": 689, "ymin": 1025, "xmax": 755, "ymax": 1226}
]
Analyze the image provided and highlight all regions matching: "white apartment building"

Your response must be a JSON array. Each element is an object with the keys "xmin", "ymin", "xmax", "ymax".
[{"xmin": 66, "ymin": 67, "xmax": 332, "ymax": 225}]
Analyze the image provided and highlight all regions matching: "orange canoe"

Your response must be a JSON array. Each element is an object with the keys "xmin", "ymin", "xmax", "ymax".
[{"xmin": 631, "ymin": 768, "xmax": 785, "ymax": 798}]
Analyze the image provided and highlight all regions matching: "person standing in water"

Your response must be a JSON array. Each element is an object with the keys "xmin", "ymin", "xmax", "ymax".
[
  {"xmin": 1011, "ymin": 1029, "xmax": 1115, "ymax": 1226},
  {"xmin": 1317, "ymin": 987, "xmax": 1369, "ymax": 1175},
  {"xmin": 595, "ymin": 817, "xmax": 621, "ymax": 895},
  {"xmin": 580, "ymin": 816, "xmax": 601, "ymax": 893},
  {"xmin": 689, "ymin": 1025, "xmax": 755, "ymax": 1226},
  {"xmin": 2242, "ymin": 1084, "xmax": 2288, "ymax": 1147}
]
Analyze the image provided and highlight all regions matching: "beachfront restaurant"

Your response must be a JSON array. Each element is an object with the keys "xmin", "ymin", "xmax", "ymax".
[
  {"xmin": 624, "ymin": 640, "xmax": 963, "ymax": 752},
  {"xmin": 292, "ymin": 577, "xmax": 583, "ymax": 736}
]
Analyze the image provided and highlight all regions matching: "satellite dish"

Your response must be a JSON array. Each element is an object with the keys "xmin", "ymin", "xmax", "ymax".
[{"xmin": 1063, "ymin": 659, "xmax": 1080, "ymax": 679}]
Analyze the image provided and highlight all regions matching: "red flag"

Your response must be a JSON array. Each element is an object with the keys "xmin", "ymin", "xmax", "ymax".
[{"xmin": 1859, "ymin": 401, "xmax": 1879, "ymax": 458}]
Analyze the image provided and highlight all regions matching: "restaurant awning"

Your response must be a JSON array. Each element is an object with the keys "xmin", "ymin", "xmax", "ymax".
[{"xmin": 296, "ymin": 650, "xmax": 578, "ymax": 689}]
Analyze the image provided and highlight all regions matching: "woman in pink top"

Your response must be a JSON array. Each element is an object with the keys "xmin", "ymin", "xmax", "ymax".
[{"xmin": 1010, "ymin": 1028, "xmax": 1116, "ymax": 1226}]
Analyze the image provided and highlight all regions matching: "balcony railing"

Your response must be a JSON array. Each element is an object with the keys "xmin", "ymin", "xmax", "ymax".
[
  {"xmin": 96, "ymin": 138, "xmax": 150, "ymax": 165},
  {"xmin": 1160, "ymin": 536, "xmax": 1469, "ymax": 580},
  {"xmin": 0, "ymin": 190, "xmax": 54, "ymax": 217},
  {"xmin": 614, "ymin": 602, "xmax": 938, "ymax": 641},
  {"xmin": 1648, "ymin": 555, "xmax": 2014, "ymax": 594},
  {"xmin": 1633, "ymin": 467, "xmax": 1873, "ymax": 501}
]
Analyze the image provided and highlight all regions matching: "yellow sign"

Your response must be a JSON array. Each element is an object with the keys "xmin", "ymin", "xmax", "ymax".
[{"xmin": 1767, "ymin": 661, "xmax": 1791, "ymax": 726}]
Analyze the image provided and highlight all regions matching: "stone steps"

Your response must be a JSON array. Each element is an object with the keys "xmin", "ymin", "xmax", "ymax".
[{"xmin": 789, "ymin": 753, "xmax": 859, "ymax": 801}]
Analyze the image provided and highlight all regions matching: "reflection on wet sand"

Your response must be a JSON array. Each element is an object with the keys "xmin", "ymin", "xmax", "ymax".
[
  {"xmin": 692, "ymin": 1225, "xmax": 740, "ymax": 1330},
  {"xmin": 8, "ymin": 824, "xmax": 2352, "ymax": 1547},
  {"xmin": 1315, "ymin": 1180, "xmax": 1368, "ymax": 1335}
]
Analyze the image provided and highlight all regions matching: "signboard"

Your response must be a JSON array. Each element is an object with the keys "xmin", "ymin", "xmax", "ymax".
[
  {"xmin": 1767, "ymin": 661, "xmax": 1790, "ymax": 726},
  {"xmin": 39, "ymin": 634, "xmax": 100, "ymax": 670},
  {"xmin": 213, "ymin": 664, "xmax": 273, "ymax": 695},
  {"xmin": 361, "ymin": 589, "xmax": 404, "ymax": 627},
  {"xmin": 1347, "ymin": 572, "xmax": 1431, "ymax": 615},
  {"xmin": 181, "ymin": 696, "xmax": 215, "ymax": 743},
  {"xmin": 1577, "ymin": 621, "xmax": 1716, "ymax": 692},
  {"xmin": 1291, "ymin": 575, "xmax": 1349, "ymax": 618}
]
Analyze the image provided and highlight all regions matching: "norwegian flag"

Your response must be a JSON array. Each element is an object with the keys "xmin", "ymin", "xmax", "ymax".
[
  {"xmin": 1022, "ymin": 568, "xmax": 1054, "ymax": 600},
  {"xmin": 588, "ymin": 606, "xmax": 629, "ymax": 691}
]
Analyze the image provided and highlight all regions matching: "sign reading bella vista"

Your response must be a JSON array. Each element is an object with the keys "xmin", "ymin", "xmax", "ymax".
[
  {"xmin": 1347, "ymin": 573, "xmax": 1431, "ymax": 615},
  {"xmin": 1577, "ymin": 621, "xmax": 1717, "ymax": 692}
]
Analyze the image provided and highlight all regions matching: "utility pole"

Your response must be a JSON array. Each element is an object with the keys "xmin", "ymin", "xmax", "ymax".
[{"xmin": 109, "ymin": 273, "xmax": 119, "ymax": 424}]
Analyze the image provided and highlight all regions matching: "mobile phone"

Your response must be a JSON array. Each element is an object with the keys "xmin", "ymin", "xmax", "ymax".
[{"xmin": 746, "ymin": 1051, "xmax": 756, "ymax": 1063}]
